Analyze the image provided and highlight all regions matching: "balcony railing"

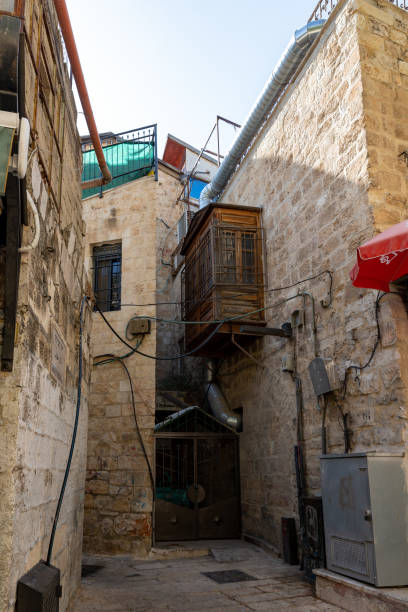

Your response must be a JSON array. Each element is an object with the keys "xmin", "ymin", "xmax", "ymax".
[
  {"xmin": 309, "ymin": 0, "xmax": 407, "ymax": 21},
  {"xmin": 81, "ymin": 124, "xmax": 158, "ymax": 199}
]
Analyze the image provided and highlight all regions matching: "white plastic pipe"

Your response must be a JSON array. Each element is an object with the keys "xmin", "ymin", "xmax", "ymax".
[
  {"xmin": 19, "ymin": 190, "xmax": 40, "ymax": 252},
  {"xmin": 200, "ymin": 20, "xmax": 325, "ymax": 208},
  {"xmin": 17, "ymin": 117, "xmax": 30, "ymax": 179}
]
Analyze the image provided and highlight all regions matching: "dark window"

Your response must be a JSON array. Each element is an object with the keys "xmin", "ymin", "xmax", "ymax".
[{"xmin": 93, "ymin": 243, "xmax": 121, "ymax": 311}]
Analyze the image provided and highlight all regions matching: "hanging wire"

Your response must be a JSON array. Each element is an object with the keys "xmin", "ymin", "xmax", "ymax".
[
  {"xmin": 47, "ymin": 295, "xmax": 87, "ymax": 566},
  {"xmin": 116, "ymin": 270, "xmax": 333, "ymax": 309},
  {"xmin": 342, "ymin": 291, "xmax": 401, "ymax": 398},
  {"xmin": 93, "ymin": 293, "xmax": 303, "ymax": 362},
  {"xmin": 93, "ymin": 353, "xmax": 155, "ymax": 495}
]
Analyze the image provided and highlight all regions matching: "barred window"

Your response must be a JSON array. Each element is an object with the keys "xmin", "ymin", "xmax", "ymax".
[{"xmin": 93, "ymin": 243, "xmax": 121, "ymax": 312}]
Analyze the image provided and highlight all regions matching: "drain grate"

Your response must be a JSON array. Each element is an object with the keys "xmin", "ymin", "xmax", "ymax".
[
  {"xmin": 81, "ymin": 564, "xmax": 104, "ymax": 578},
  {"xmin": 202, "ymin": 570, "xmax": 257, "ymax": 584}
]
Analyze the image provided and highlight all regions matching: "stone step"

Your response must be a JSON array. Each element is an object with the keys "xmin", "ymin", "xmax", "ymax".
[{"xmin": 315, "ymin": 569, "xmax": 408, "ymax": 611}]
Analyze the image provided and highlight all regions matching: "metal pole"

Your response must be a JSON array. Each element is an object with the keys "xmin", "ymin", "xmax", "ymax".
[
  {"xmin": 216, "ymin": 116, "xmax": 220, "ymax": 167},
  {"xmin": 154, "ymin": 124, "xmax": 158, "ymax": 182}
]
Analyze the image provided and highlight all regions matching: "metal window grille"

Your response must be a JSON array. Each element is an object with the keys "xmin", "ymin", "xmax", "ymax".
[
  {"xmin": 309, "ymin": 0, "xmax": 407, "ymax": 21},
  {"xmin": 93, "ymin": 243, "xmax": 121, "ymax": 312}
]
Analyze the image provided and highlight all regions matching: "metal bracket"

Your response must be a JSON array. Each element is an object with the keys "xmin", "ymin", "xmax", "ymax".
[{"xmin": 231, "ymin": 333, "xmax": 266, "ymax": 369}]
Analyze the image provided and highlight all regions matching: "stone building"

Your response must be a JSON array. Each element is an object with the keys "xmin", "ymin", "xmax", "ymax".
[
  {"xmin": 82, "ymin": 133, "xmax": 216, "ymax": 554},
  {"xmin": 173, "ymin": 0, "xmax": 408, "ymax": 593},
  {"xmin": 0, "ymin": 0, "xmax": 97, "ymax": 610},
  {"xmin": 213, "ymin": 0, "xmax": 408, "ymax": 563}
]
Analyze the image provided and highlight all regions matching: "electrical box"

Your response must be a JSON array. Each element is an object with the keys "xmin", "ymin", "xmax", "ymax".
[
  {"xmin": 281, "ymin": 354, "xmax": 295, "ymax": 373},
  {"xmin": 127, "ymin": 318, "xmax": 150, "ymax": 336},
  {"xmin": 308, "ymin": 357, "xmax": 339, "ymax": 396},
  {"xmin": 320, "ymin": 452, "xmax": 408, "ymax": 586},
  {"xmin": 16, "ymin": 560, "xmax": 61, "ymax": 611}
]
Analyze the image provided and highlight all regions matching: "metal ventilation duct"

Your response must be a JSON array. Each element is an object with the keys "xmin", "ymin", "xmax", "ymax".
[{"xmin": 199, "ymin": 19, "xmax": 325, "ymax": 208}]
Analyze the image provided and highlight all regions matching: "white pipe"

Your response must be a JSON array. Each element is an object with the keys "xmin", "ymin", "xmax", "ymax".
[
  {"xmin": 17, "ymin": 118, "xmax": 31, "ymax": 179},
  {"xmin": 206, "ymin": 360, "xmax": 242, "ymax": 431},
  {"xmin": 19, "ymin": 190, "xmax": 40, "ymax": 252},
  {"xmin": 200, "ymin": 20, "xmax": 325, "ymax": 208}
]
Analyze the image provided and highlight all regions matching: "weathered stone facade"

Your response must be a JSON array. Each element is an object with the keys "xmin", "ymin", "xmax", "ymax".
[
  {"xmin": 217, "ymin": 0, "xmax": 408, "ymax": 551},
  {"xmin": 82, "ymin": 164, "xmax": 185, "ymax": 555},
  {"xmin": 0, "ymin": 1, "xmax": 91, "ymax": 610}
]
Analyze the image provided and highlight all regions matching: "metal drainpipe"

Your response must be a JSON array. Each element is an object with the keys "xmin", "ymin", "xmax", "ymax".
[
  {"xmin": 53, "ymin": 0, "xmax": 112, "ymax": 189},
  {"xmin": 199, "ymin": 19, "xmax": 325, "ymax": 208},
  {"xmin": 206, "ymin": 360, "xmax": 242, "ymax": 431}
]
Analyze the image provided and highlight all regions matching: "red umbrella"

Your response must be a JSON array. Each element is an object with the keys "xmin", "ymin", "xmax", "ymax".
[{"xmin": 350, "ymin": 220, "xmax": 408, "ymax": 292}]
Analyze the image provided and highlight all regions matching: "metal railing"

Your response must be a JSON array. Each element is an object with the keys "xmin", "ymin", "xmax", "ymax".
[
  {"xmin": 82, "ymin": 124, "xmax": 158, "ymax": 198},
  {"xmin": 309, "ymin": 0, "xmax": 407, "ymax": 21}
]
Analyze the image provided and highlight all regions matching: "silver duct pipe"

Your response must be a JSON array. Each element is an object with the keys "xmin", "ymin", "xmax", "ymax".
[
  {"xmin": 200, "ymin": 20, "xmax": 325, "ymax": 208},
  {"xmin": 206, "ymin": 361, "xmax": 242, "ymax": 431}
]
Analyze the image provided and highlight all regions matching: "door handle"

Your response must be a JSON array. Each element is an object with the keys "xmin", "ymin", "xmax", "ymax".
[{"xmin": 364, "ymin": 509, "xmax": 372, "ymax": 521}]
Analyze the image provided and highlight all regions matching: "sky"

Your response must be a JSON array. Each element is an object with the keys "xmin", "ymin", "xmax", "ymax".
[{"xmin": 66, "ymin": 0, "xmax": 315, "ymax": 158}]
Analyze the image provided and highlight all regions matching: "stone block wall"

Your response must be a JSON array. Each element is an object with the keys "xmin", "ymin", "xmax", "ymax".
[
  {"xmin": 82, "ymin": 166, "xmax": 183, "ymax": 555},
  {"xmin": 0, "ymin": 1, "xmax": 91, "ymax": 610},
  {"xmin": 155, "ymin": 195, "xmax": 206, "ymax": 405},
  {"xmin": 218, "ymin": 0, "xmax": 408, "ymax": 551}
]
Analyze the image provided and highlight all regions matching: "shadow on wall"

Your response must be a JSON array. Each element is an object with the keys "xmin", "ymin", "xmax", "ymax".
[{"xmin": 215, "ymin": 154, "xmax": 408, "ymax": 549}]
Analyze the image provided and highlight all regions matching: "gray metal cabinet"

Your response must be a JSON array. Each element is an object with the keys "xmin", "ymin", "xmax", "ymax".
[{"xmin": 320, "ymin": 452, "xmax": 408, "ymax": 586}]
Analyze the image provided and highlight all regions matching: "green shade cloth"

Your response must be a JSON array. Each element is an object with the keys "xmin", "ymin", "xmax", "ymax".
[
  {"xmin": 155, "ymin": 486, "xmax": 192, "ymax": 508},
  {"xmin": 0, "ymin": 126, "xmax": 14, "ymax": 196},
  {"xmin": 82, "ymin": 140, "xmax": 155, "ymax": 199}
]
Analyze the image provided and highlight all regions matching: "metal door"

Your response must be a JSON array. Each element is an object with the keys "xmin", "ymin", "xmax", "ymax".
[
  {"xmin": 197, "ymin": 437, "xmax": 240, "ymax": 539},
  {"xmin": 155, "ymin": 435, "xmax": 239, "ymax": 541}
]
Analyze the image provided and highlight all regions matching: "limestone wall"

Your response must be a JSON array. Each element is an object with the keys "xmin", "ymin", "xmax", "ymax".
[
  {"xmin": 82, "ymin": 167, "xmax": 183, "ymax": 555},
  {"xmin": 0, "ymin": 1, "xmax": 91, "ymax": 609},
  {"xmin": 218, "ymin": 0, "xmax": 408, "ymax": 551}
]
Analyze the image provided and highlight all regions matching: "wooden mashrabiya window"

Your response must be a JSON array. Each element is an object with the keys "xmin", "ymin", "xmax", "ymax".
[{"xmin": 181, "ymin": 204, "xmax": 265, "ymax": 356}]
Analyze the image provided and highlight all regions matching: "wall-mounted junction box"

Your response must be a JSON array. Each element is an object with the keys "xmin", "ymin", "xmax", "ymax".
[
  {"xmin": 127, "ymin": 318, "xmax": 151, "ymax": 336},
  {"xmin": 308, "ymin": 357, "xmax": 340, "ymax": 396},
  {"xmin": 281, "ymin": 354, "xmax": 295, "ymax": 373},
  {"xmin": 321, "ymin": 452, "xmax": 408, "ymax": 587}
]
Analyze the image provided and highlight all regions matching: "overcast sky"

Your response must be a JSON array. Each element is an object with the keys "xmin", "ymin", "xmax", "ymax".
[{"xmin": 66, "ymin": 0, "xmax": 315, "ymax": 157}]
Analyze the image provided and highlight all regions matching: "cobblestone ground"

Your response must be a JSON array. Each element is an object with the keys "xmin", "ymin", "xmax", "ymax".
[{"xmin": 74, "ymin": 541, "xmax": 342, "ymax": 611}]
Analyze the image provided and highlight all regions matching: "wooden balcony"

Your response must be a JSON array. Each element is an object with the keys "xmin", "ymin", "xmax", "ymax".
[{"xmin": 181, "ymin": 203, "xmax": 265, "ymax": 357}]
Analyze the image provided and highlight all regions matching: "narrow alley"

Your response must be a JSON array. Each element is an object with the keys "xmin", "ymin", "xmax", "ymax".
[{"xmin": 74, "ymin": 541, "xmax": 341, "ymax": 612}]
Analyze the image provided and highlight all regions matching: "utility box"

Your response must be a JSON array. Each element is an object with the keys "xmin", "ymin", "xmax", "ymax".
[
  {"xmin": 16, "ymin": 560, "xmax": 61, "ymax": 611},
  {"xmin": 320, "ymin": 452, "xmax": 408, "ymax": 586},
  {"xmin": 309, "ymin": 357, "xmax": 340, "ymax": 396}
]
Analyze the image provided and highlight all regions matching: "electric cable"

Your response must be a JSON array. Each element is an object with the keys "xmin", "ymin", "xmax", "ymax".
[
  {"xmin": 94, "ymin": 301, "xmax": 224, "ymax": 360},
  {"xmin": 93, "ymin": 294, "xmax": 302, "ymax": 361},
  {"xmin": 342, "ymin": 291, "xmax": 401, "ymax": 398},
  {"xmin": 116, "ymin": 270, "xmax": 333, "ymax": 309},
  {"xmin": 94, "ymin": 353, "xmax": 155, "ymax": 497},
  {"xmin": 46, "ymin": 295, "xmax": 87, "ymax": 566}
]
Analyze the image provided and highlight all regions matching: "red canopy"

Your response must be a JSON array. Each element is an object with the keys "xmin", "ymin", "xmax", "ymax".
[{"xmin": 350, "ymin": 220, "xmax": 408, "ymax": 292}]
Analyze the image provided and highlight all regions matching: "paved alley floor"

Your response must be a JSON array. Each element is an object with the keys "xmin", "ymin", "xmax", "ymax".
[{"xmin": 74, "ymin": 540, "xmax": 343, "ymax": 611}]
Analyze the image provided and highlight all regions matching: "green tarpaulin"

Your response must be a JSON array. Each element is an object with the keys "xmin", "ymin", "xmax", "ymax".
[{"xmin": 82, "ymin": 140, "xmax": 155, "ymax": 199}]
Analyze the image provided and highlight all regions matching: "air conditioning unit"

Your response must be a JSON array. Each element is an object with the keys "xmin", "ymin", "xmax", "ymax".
[{"xmin": 177, "ymin": 210, "xmax": 195, "ymax": 244}]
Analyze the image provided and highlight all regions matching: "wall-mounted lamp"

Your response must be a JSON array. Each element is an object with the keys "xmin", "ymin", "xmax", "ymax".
[{"xmin": 0, "ymin": 110, "xmax": 30, "ymax": 196}]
